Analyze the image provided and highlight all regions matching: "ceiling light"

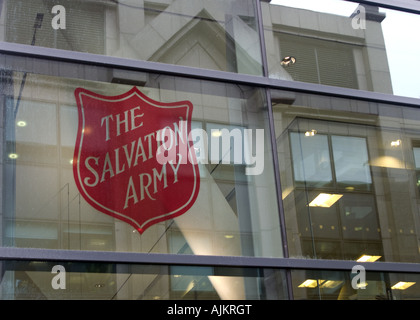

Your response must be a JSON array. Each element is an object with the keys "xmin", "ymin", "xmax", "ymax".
[
  {"xmin": 298, "ymin": 279, "xmax": 318, "ymax": 288},
  {"xmin": 319, "ymin": 280, "xmax": 343, "ymax": 289},
  {"xmin": 211, "ymin": 130, "xmax": 223, "ymax": 137},
  {"xmin": 17, "ymin": 120, "xmax": 27, "ymax": 127},
  {"xmin": 281, "ymin": 56, "xmax": 296, "ymax": 66},
  {"xmin": 356, "ymin": 282, "xmax": 368, "ymax": 289},
  {"xmin": 305, "ymin": 129, "xmax": 317, "ymax": 137},
  {"xmin": 391, "ymin": 281, "xmax": 415, "ymax": 290},
  {"xmin": 224, "ymin": 234, "xmax": 234, "ymax": 239},
  {"xmin": 356, "ymin": 255, "xmax": 381, "ymax": 262},
  {"xmin": 309, "ymin": 193, "xmax": 343, "ymax": 208},
  {"xmin": 390, "ymin": 139, "xmax": 401, "ymax": 147},
  {"xmin": 8, "ymin": 153, "xmax": 18, "ymax": 159}
]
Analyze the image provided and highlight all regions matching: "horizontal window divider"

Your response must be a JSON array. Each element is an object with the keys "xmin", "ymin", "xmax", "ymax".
[
  {"xmin": 1, "ymin": 42, "xmax": 420, "ymax": 109},
  {"xmin": 0, "ymin": 247, "xmax": 419, "ymax": 274}
]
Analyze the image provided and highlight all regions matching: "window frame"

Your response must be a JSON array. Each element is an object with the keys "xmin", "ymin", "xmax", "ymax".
[{"xmin": 0, "ymin": 0, "xmax": 419, "ymax": 300}]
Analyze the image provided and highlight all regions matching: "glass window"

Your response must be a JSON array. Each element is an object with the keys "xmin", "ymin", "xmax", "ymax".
[
  {"xmin": 2, "ymin": 259, "xmax": 420, "ymax": 300},
  {"xmin": 331, "ymin": 135, "xmax": 372, "ymax": 188},
  {"xmin": 292, "ymin": 269, "xmax": 420, "ymax": 300},
  {"xmin": 0, "ymin": 260, "xmax": 288, "ymax": 300},
  {"xmin": 273, "ymin": 89, "xmax": 420, "ymax": 263},
  {"xmin": 1, "ymin": 0, "xmax": 264, "ymax": 76},
  {"xmin": 290, "ymin": 132, "xmax": 333, "ymax": 187},
  {"xmin": 412, "ymin": 144, "xmax": 420, "ymax": 194},
  {"xmin": 0, "ymin": 54, "xmax": 282, "ymax": 258},
  {"xmin": 263, "ymin": 0, "xmax": 420, "ymax": 99}
]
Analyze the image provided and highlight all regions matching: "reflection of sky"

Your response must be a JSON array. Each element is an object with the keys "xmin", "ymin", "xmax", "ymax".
[
  {"xmin": 271, "ymin": 0, "xmax": 420, "ymax": 99},
  {"xmin": 381, "ymin": 9, "xmax": 420, "ymax": 98}
]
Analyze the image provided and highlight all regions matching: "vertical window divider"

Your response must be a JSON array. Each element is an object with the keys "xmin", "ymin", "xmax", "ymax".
[{"xmin": 255, "ymin": 0, "xmax": 294, "ymax": 299}]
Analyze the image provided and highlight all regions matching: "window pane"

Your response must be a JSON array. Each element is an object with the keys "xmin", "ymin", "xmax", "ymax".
[
  {"xmin": 331, "ymin": 135, "xmax": 372, "ymax": 189},
  {"xmin": 290, "ymin": 132, "xmax": 333, "ymax": 187},
  {"xmin": 1, "ymin": 0, "xmax": 263, "ymax": 76},
  {"xmin": 413, "ymin": 147, "xmax": 420, "ymax": 169},
  {"xmin": 0, "ymin": 55, "xmax": 282, "ymax": 258},
  {"xmin": 0, "ymin": 260, "xmax": 288, "ymax": 300},
  {"xmin": 263, "ymin": 0, "xmax": 420, "ymax": 98},
  {"xmin": 274, "ymin": 89, "xmax": 420, "ymax": 263},
  {"xmin": 292, "ymin": 269, "xmax": 420, "ymax": 300}
]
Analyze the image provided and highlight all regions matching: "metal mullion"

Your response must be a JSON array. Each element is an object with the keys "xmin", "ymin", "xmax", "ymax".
[
  {"xmin": 0, "ymin": 247, "xmax": 420, "ymax": 274},
  {"xmin": 256, "ymin": 0, "xmax": 294, "ymax": 299},
  {"xmin": 265, "ymin": 88, "xmax": 295, "ymax": 298},
  {"xmin": 0, "ymin": 42, "xmax": 266, "ymax": 86},
  {"xmin": 1, "ymin": 42, "xmax": 420, "ymax": 109},
  {"xmin": 255, "ymin": 0, "xmax": 289, "ymax": 260}
]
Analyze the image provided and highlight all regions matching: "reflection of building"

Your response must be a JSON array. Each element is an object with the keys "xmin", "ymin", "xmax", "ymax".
[
  {"xmin": 273, "ymin": 89, "xmax": 420, "ymax": 299},
  {"xmin": 264, "ymin": 3, "xmax": 392, "ymax": 93},
  {"xmin": 0, "ymin": 0, "xmax": 420, "ymax": 301},
  {"xmin": 2, "ymin": 0, "xmax": 264, "ymax": 75}
]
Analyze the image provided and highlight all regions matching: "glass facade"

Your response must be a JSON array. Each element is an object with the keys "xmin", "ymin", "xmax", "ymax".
[
  {"xmin": 274, "ymin": 90, "xmax": 420, "ymax": 263},
  {"xmin": 1, "ymin": 0, "xmax": 420, "ymax": 300},
  {"xmin": 2, "ymin": 0, "xmax": 264, "ymax": 75},
  {"xmin": 292, "ymin": 268, "xmax": 420, "ymax": 300},
  {"xmin": 263, "ymin": 0, "xmax": 420, "ymax": 99},
  {"xmin": 1, "ymin": 59, "xmax": 281, "ymax": 258},
  {"xmin": 0, "ymin": 260, "xmax": 288, "ymax": 300}
]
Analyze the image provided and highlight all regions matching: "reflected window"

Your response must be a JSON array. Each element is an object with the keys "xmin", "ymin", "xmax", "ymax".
[
  {"xmin": 6, "ymin": 0, "xmax": 105, "ymax": 54},
  {"xmin": 277, "ymin": 34, "xmax": 358, "ymax": 88},
  {"xmin": 263, "ymin": 0, "xmax": 420, "ymax": 98},
  {"xmin": 290, "ymin": 128, "xmax": 372, "ymax": 190},
  {"xmin": 413, "ymin": 145, "xmax": 420, "ymax": 193},
  {"xmin": 290, "ymin": 132, "xmax": 333, "ymax": 187},
  {"xmin": 274, "ymin": 88, "xmax": 420, "ymax": 263},
  {"xmin": 332, "ymin": 136, "xmax": 372, "ymax": 189},
  {"xmin": 2, "ymin": 0, "xmax": 264, "ymax": 75},
  {"xmin": 287, "ymin": 119, "xmax": 380, "ymax": 260}
]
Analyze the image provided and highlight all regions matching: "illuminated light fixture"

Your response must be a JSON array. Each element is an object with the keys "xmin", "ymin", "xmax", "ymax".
[
  {"xmin": 224, "ymin": 234, "xmax": 234, "ymax": 239},
  {"xmin": 370, "ymin": 155, "xmax": 405, "ymax": 169},
  {"xmin": 304, "ymin": 129, "xmax": 317, "ymax": 137},
  {"xmin": 309, "ymin": 193, "xmax": 343, "ymax": 208},
  {"xmin": 356, "ymin": 255, "xmax": 381, "ymax": 262},
  {"xmin": 8, "ymin": 153, "xmax": 18, "ymax": 159},
  {"xmin": 299, "ymin": 279, "xmax": 344, "ymax": 289},
  {"xmin": 69, "ymin": 159, "xmax": 74, "ymax": 165},
  {"xmin": 211, "ymin": 130, "xmax": 223, "ymax": 137},
  {"xmin": 356, "ymin": 282, "xmax": 368, "ymax": 289},
  {"xmin": 17, "ymin": 120, "xmax": 27, "ymax": 127},
  {"xmin": 319, "ymin": 280, "xmax": 343, "ymax": 289},
  {"xmin": 298, "ymin": 279, "xmax": 318, "ymax": 288},
  {"xmin": 390, "ymin": 139, "xmax": 401, "ymax": 147},
  {"xmin": 281, "ymin": 56, "xmax": 296, "ymax": 66},
  {"xmin": 391, "ymin": 281, "xmax": 416, "ymax": 290}
]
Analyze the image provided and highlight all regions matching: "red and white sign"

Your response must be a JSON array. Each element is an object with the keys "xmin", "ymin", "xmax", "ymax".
[{"xmin": 73, "ymin": 87, "xmax": 200, "ymax": 234}]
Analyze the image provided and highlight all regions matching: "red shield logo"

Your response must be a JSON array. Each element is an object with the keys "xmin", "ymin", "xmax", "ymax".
[{"xmin": 73, "ymin": 87, "xmax": 200, "ymax": 234}]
